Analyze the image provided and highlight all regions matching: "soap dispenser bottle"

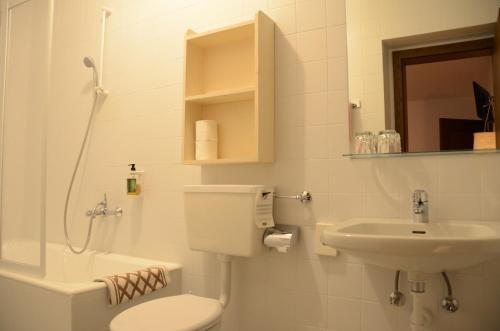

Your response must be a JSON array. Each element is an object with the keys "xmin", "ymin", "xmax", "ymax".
[{"xmin": 127, "ymin": 164, "xmax": 141, "ymax": 195}]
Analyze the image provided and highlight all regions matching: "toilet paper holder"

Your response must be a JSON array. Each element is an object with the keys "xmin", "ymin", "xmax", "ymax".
[{"xmin": 263, "ymin": 224, "xmax": 299, "ymax": 253}]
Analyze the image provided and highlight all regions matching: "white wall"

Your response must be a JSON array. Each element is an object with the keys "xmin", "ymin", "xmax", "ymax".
[{"xmin": 38, "ymin": 0, "xmax": 500, "ymax": 330}]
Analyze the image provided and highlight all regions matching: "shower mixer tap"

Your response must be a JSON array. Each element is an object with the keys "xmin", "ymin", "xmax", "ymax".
[{"xmin": 86, "ymin": 193, "xmax": 123, "ymax": 217}]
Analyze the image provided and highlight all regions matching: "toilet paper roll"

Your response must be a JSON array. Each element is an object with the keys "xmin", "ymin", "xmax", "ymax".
[
  {"xmin": 195, "ymin": 140, "xmax": 218, "ymax": 160},
  {"xmin": 196, "ymin": 120, "xmax": 218, "ymax": 141}
]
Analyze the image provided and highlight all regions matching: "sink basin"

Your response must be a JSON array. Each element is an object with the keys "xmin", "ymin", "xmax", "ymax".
[{"xmin": 321, "ymin": 218, "xmax": 500, "ymax": 273}]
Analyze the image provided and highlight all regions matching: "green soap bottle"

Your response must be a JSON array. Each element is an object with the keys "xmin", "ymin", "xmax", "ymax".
[{"xmin": 127, "ymin": 163, "xmax": 141, "ymax": 195}]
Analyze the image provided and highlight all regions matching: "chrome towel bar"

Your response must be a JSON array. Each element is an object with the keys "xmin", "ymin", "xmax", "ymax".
[{"xmin": 262, "ymin": 191, "xmax": 312, "ymax": 203}]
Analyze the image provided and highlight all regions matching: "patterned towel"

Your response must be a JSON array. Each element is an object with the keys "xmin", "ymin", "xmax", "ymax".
[{"xmin": 95, "ymin": 266, "xmax": 170, "ymax": 306}]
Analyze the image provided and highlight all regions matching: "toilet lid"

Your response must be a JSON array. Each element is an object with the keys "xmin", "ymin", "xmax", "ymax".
[{"xmin": 110, "ymin": 294, "xmax": 224, "ymax": 331}]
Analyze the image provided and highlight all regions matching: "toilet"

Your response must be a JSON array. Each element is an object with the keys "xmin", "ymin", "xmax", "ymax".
[{"xmin": 110, "ymin": 185, "xmax": 271, "ymax": 331}]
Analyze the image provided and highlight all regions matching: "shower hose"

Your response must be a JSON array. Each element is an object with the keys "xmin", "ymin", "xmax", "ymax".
[{"xmin": 63, "ymin": 88, "xmax": 101, "ymax": 254}]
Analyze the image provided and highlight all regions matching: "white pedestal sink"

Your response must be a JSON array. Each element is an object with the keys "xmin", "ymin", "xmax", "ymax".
[{"xmin": 321, "ymin": 218, "xmax": 500, "ymax": 331}]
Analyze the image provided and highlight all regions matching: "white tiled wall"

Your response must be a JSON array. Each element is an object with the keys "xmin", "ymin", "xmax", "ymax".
[{"xmin": 43, "ymin": 0, "xmax": 500, "ymax": 330}]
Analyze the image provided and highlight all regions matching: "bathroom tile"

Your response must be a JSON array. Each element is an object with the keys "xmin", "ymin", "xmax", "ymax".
[
  {"xmin": 233, "ymin": 256, "xmax": 269, "ymax": 287},
  {"xmin": 275, "ymin": 33, "xmax": 298, "ymax": 70},
  {"xmin": 482, "ymin": 156, "xmax": 500, "ymax": 194},
  {"xmin": 328, "ymin": 57, "xmax": 348, "ymax": 91},
  {"xmin": 327, "ymin": 296, "xmax": 361, "ymax": 331},
  {"xmin": 266, "ymin": 256, "xmax": 298, "ymax": 291},
  {"xmin": 296, "ymin": 0, "xmax": 327, "ymax": 32},
  {"xmin": 297, "ymin": 29, "xmax": 328, "ymax": 62},
  {"xmin": 181, "ymin": 274, "xmax": 216, "ymax": 298},
  {"xmin": 360, "ymin": 18, "xmax": 381, "ymax": 39},
  {"xmin": 303, "ymin": 193, "xmax": 331, "ymax": 223},
  {"xmin": 362, "ymin": 73, "xmax": 383, "ymax": 94},
  {"xmin": 266, "ymin": 289, "xmax": 297, "ymax": 324},
  {"xmin": 438, "ymin": 157, "xmax": 482, "ymax": 194},
  {"xmin": 243, "ymin": 0, "xmax": 268, "ymax": 16},
  {"xmin": 296, "ymin": 258, "xmax": 329, "ymax": 294},
  {"xmin": 481, "ymin": 194, "xmax": 500, "ymax": 222},
  {"xmin": 328, "ymin": 124, "xmax": 350, "ymax": 158},
  {"xmin": 361, "ymin": 301, "xmax": 399, "ymax": 331},
  {"xmin": 362, "ymin": 52, "xmax": 383, "ymax": 75},
  {"xmin": 296, "ymin": 225, "xmax": 321, "ymax": 260},
  {"xmin": 329, "ymin": 159, "xmax": 366, "ymax": 194},
  {"xmin": 361, "ymin": 159, "xmax": 402, "ymax": 196},
  {"xmin": 360, "ymin": 0, "xmax": 381, "ymax": 21},
  {"xmin": 364, "ymin": 194, "xmax": 400, "ymax": 218},
  {"xmin": 327, "ymin": 90, "xmax": 349, "ymax": 125},
  {"xmin": 362, "ymin": 264, "xmax": 396, "ymax": 302},
  {"xmin": 238, "ymin": 285, "xmax": 269, "ymax": 331},
  {"xmin": 362, "ymin": 93, "xmax": 385, "ymax": 114},
  {"xmin": 326, "ymin": 0, "xmax": 346, "ymax": 26},
  {"xmin": 297, "ymin": 60, "xmax": 328, "ymax": 94},
  {"xmin": 268, "ymin": 4, "xmax": 297, "ymax": 34},
  {"xmin": 330, "ymin": 193, "xmax": 364, "ymax": 221},
  {"xmin": 276, "ymin": 64, "xmax": 298, "ymax": 96},
  {"xmin": 327, "ymin": 25, "xmax": 347, "ymax": 58},
  {"xmin": 276, "ymin": 97, "xmax": 300, "ymax": 160},
  {"xmin": 269, "ymin": 0, "xmax": 295, "ymax": 9},
  {"xmin": 304, "ymin": 126, "xmax": 330, "ymax": 159},
  {"xmin": 295, "ymin": 293, "xmax": 328, "ymax": 328},
  {"xmin": 327, "ymin": 261, "xmax": 362, "ymax": 298},
  {"xmin": 297, "ymin": 92, "xmax": 328, "ymax": 126}
]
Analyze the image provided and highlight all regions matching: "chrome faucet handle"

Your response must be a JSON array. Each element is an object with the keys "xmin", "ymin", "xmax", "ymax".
[
  {"xmin": 412, "ymin": 190, "xmax": 429, "ymax": 223},
  {"xmin": 85, "ymin": 193, "xmax": 123, "ymax": 217},
  {"xmin": 413, "ymin": 190, "xmax": 428, "ymax": 203}
]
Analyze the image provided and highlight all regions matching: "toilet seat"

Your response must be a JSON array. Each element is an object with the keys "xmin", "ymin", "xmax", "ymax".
[{"xmin": 110, "ymin": 294, "xmax": 224, "ymax": 331}]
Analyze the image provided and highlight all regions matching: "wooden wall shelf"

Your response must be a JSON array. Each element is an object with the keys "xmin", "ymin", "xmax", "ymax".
[{"xmin": 182, "ymin": 11, "xmax": 275, "ymax": 165}]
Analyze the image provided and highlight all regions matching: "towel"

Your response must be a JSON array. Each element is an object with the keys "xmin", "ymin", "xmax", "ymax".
[{"xmin": 95, "ymin": 266, "xmax": 170, "ymax": 306}]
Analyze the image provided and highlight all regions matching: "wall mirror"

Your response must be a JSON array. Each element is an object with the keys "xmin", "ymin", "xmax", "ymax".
[{"xmin": 345, "ymin": 0, "xmax": 500, "ymax": 157}]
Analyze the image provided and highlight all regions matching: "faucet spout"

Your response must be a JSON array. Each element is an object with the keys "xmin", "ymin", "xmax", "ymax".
[{"xmin": 413, "ymin": 190, "xmax": 428, "ymax": 223}]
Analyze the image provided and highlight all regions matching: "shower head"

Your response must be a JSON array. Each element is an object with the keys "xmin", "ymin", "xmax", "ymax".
[
  {"xmin": 83, "ymin": 56, "xmax": 99, "ymax": 90},
  {"xmin": 83, "ymin": 57, "xmax": 96, "ymax": 68}
]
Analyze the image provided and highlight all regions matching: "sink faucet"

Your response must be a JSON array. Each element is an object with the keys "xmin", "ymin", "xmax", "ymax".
[{"xmin": 413, "ymin": 190, "xmax": 428, "ymax": 223}]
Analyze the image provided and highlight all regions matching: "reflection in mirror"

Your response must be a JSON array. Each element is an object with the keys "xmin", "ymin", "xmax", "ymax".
[
  {"xmin": 394, "ymin": 40, "xmax": 494, "ymax": 152},
  {"xmin": 345, "ymin": 0, "xmax": 500, "ymax": 156}
]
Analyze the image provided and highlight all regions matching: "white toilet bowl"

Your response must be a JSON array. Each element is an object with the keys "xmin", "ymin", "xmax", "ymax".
[{"xmin": 110, "ymin": 294, "xmax": 224, "ymax": 331}]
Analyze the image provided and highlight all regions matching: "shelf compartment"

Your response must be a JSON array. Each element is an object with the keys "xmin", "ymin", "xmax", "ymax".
[
  {"xmin": 185, "ymin": 87, "xmax": 255, "ymax": 105},
  {"xmin": 186, "ymin": 21, "xmax": 254, "ymax": 47},
  {"xmin": 184, "ymin": 100, "xmax": 256, "ymax": 161},
  {"xmin": 185, "ymin": 25, "xmax": 255, "ymax": 96}
]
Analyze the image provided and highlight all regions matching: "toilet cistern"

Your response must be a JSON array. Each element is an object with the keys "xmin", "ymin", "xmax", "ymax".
[{"xmin": 412, "ymin": 190, "xmax": 428, "ymax": 223}]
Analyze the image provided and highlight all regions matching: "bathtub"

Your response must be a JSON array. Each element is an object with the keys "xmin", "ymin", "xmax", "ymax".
[{"xmin": 0, "ymin": 241, "xmax": 181, "ymax": 331}]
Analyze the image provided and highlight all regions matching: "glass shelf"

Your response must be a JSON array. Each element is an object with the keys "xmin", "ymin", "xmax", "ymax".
[{"xmin": 343, "ymin": 149, "xmax": 500, "ymax": 159}]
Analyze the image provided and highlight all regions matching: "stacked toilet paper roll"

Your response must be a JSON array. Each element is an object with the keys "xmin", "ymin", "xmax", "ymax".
[{"xmin": 195, "ymin": 120, "xmax": 218, "ymax": 160}]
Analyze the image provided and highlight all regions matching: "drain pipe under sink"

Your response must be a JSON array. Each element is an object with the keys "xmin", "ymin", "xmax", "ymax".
[{"xmin": 408, "ymin": 273, "xmax": 432, "ymax": 331}]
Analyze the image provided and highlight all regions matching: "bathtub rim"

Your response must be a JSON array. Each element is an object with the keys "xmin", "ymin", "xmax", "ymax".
[{"xmin": 0, "ymin": 246, "xmax": 182, "ymax": 296}]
